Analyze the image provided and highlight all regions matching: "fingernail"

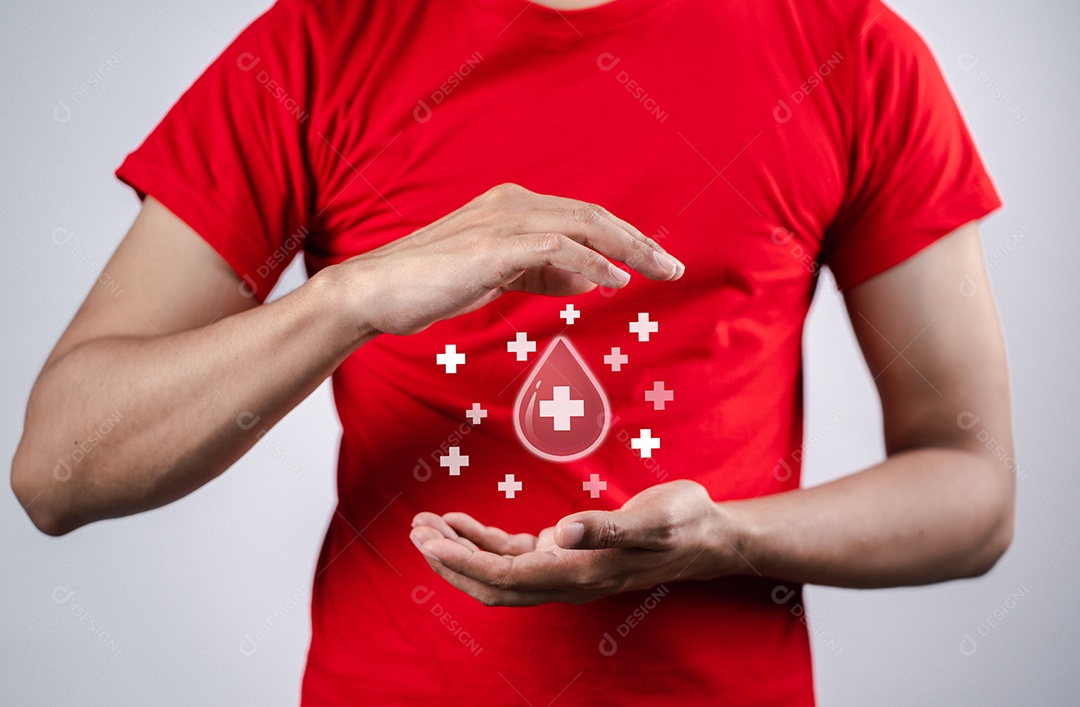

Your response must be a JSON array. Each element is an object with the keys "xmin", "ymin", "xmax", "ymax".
[
  {"xmin": 653, "ymin": 251, "xmax": 680, "ymax": 276},
  {"xmin": 421, "ymin": 542, "xmax": 441, "ymax": 562},
  {"xmin": 608, "ymin": 264, "xmax": 631, "ymax": 286},
  {"xmin": 560, "ymin": 522, "xmax": 585, "ymax": 548}
]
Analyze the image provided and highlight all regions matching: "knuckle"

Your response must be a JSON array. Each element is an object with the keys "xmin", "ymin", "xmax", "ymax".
[
  {"xmin": 531, "ymin": 232, "xmax": 567, "ymax": 255},
  {"xmin": 576, "ymin": 247, "xmax": 608, "ymax": 274},
  {"xmin": 573, "ymin": 202, "xmax": 610, "ymax": 226},
  {"xmin": 596, "ymin": 517, "xmax": 625, "ymax": 548},
  {"xmin": 487, "ymin": 182, "xmax": 525, "ymax": 201}
]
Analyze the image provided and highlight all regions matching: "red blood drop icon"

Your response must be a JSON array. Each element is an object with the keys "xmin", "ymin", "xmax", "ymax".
[{"xmin": 514, "ymin": 336, "xmax": 610, "ymax": 462}]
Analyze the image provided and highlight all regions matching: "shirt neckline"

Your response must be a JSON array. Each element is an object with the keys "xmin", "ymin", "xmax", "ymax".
[{"xmin": 469, "ymin": 0, "xmax": 676, "ymax": 37}]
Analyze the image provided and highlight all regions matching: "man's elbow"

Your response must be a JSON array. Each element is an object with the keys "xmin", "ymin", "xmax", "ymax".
[
  {"xmin": 10, "ymin": 445, "xmax": 82, "ymax": 537},
  {"xmin": 964, "ymin": 480, "xmax": 1016, "ymax": 578}
]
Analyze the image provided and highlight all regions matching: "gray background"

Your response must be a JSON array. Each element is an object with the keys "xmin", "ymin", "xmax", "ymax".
[{"xmin": 2, "ymin": 0, "xmax": 1077, "ymax": 704}]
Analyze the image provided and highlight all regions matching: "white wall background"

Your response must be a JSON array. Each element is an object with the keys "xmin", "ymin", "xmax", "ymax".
[{"xmin": 1, "ymin": 1, "xmax": 1077, "ymax": 704}]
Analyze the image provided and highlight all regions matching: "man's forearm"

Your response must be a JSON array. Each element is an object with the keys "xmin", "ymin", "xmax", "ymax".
[
  {"xmin": 718, "ymin": 447, "xmax": 1015, "ymax": 588},
  {"xmin": 12, "ymin": 270, "xmax": 371, "ymax": 535}
]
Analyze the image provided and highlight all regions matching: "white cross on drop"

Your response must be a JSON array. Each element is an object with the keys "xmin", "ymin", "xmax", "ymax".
[
  {"xmin": 645, "ymin": 381, "xmax": 674, "ymax": 410},
  {"xmin": 629, "ymin": 312, "xmax": 658, "ymax": 342},
  {"xmin": 583, "ymin": 474, "xmax": 607, "ymax": 499},
  {"xmin": 465, "ymin": 403, "xmax": 487, "ymax": 425},
  {"xmin": 498, "ymin": 474, "xmax": 522, "ymax": 499},
  {"xmin": 604, "ymin": 347, "xmax": 628, "ymax": 372},
  {"xmin": 560, "ymin": 304, "xmax": 581, "ymax": 325},
  {"xmin": 440, "ymin": 446, "xmax": 469, "ymax": 476},
  {"xmin": 506, "ymin": 332, "xmax": 536, "ymax": 361},
  {"xmin": 539, "ymin": 385, "xmax": 585, "ymax": 431},
  {"xmin": 436, "ymin": 344, "xmax": 466, "ymax": 373},
  {"xmin": 630, "ymin": 428, "xmax": 660, "ymax": 458}
]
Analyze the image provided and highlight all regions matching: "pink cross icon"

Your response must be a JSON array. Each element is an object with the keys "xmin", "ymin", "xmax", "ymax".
[
  {"xmin": 644, "ymin": 381, "xmax": 674, "ymax": 410},
  {"xmin": 582, "ymin": 474, "xmax": 607, "ymax": 498}
]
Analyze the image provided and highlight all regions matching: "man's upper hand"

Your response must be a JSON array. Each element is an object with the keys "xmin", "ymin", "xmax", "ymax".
[{"xmin": 326, "ymin": 182, "xmax": 685, "ymax": 337}]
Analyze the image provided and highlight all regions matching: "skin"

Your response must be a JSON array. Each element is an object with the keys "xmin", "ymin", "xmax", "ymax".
[
  {"xmin": 410, "ymin": 220, "xmax": 1017, "ymax": 604},
  {"xmin": 379, "ymin": 0, "xmax": 1008, "ymax": 604},
  {"xmin": 11, "ymin": 185, "xmax": 681, "ymax": 535},
  {"xmin": 12, "ymin": 180, "xmax": 1014, "ymax": 606}
]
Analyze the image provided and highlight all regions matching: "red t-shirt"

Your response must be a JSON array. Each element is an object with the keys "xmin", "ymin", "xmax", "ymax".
[{"xmin": 116, "ymin": 0, "xmax": 1001, "ymax": 703}]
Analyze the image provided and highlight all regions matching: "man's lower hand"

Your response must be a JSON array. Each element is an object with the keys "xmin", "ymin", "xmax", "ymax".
[{"xmin": 409, "ymin": 479, "xmax": 743, "ymax": 607}]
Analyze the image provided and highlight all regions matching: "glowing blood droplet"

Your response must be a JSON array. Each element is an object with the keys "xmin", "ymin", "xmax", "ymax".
[{"xmin": 514, "ymin": 336, "xmax": 610, "ymax": 462}]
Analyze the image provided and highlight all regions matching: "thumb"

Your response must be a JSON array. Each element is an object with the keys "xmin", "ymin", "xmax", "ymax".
[{"xmin": 554, "ymin": 510, "xmax": 666, "ymax": 550}]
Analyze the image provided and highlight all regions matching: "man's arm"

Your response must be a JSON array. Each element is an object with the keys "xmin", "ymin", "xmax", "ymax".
[
  {"xmin": 725, "ymin": 222, "xmax": 1015, "ymax": 586},
  {"xmin": 409, "ymin": 222, "xmax": 1015, "ymax": 605},
  {"xmin": 12, "ymin": 185, "xmax": 684, "ymax": 536},
  {"xmin": 11, "ymin": 197, "xmax": 371, "ymax": 535}
]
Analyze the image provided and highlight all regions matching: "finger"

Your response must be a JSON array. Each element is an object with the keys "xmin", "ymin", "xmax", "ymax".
[
  {"xmin": 410, "ymin": 524, "xmax": 443, "ymax": 550},
  {"xmin": 442, "ymin": 512, "xmax": 538, "ymax": 556},
  {"xmin": 502, "ymin": 267, "xmax": 598, "ymax": 297},
  {"xmin": 420, "ymin": 537, "xmax": 585, "ymax": 592},
  {"xmin": 554, "ymin": 510, "xmax": 669, "ymax": 551},
  {"xmin": 412, "ymin": 512, "xmax": 463, "ymax": 539},
  {"xmin": 411, "ymin": 525, "xmax": 479, "ymax": 553},
  {"xmin": 420, "ymin": 552, "xmax": 568, "ymax": 607},
  {"xmin": 536, "ymin": 196, "xmax": 684, "ymax": 281},
  {"xmin": 506, "ymin": 233, "xmax": 631, "ymax": 290},
  {"xmin": 410, "ymin": 516, "xmax": 479, "ymax": 552}
]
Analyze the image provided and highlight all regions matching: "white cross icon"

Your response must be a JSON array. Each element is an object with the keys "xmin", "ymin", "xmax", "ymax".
[
  {"xmin": 629, "ymin": 312, "xmax": 658, "ymax": 342},
  {"xmin": 539, "ymin": 385, "xmax": 585, "ymax": 431},
  {"xmin": 440, "ymin": 446, "xmax": 469, "ymax": 476},
  {"xmin": 436, "ymin": 344, "xmax": 466, "ymax": 373},
  {"xmin": 604, "ymin": 347, "xmax": 628, "ymax": 372},
  {"xmin": 506, "ymin": 332, "xmax": 536, "ymax": 361},
  {"xmin": 498, "ymin": 474, "xmax": 522, "ymax": 499},
  {"xmin": 583, "ymin": 474, "xmax": 607, "ymax": 498},
  {"xmin": 465, "ymin": 403, "xmax": 487, "ymax": 425},
  {"xmin": 560, "ymin": 304, "xmax": 581, "ymax": 325},
  {"xmin": 630, "ymin": 428, "xmax": 660, "ymax": 458},
  {"xmin": 645, "ymin": 381, "xmax": 674, "ymax": 410}
]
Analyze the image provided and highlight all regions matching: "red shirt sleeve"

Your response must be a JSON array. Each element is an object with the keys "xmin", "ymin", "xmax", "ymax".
[
  {"xmin": 822, "ymin": 0, "xmax": 1003, "ymax": 291},
  {"xmin": 115, "ymin": 0, "xmax": 315, "ymax": 302}
]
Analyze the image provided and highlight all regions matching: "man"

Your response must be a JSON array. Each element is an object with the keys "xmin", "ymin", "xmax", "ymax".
[{"xmin": 12, "ymin": 0, "xmax": 1014, "ymax": 703}]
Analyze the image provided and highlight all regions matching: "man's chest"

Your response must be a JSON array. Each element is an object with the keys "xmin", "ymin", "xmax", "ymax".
[{"xmin": 301, "ymin": 20, "xmax": 852, "ymax": 300}]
